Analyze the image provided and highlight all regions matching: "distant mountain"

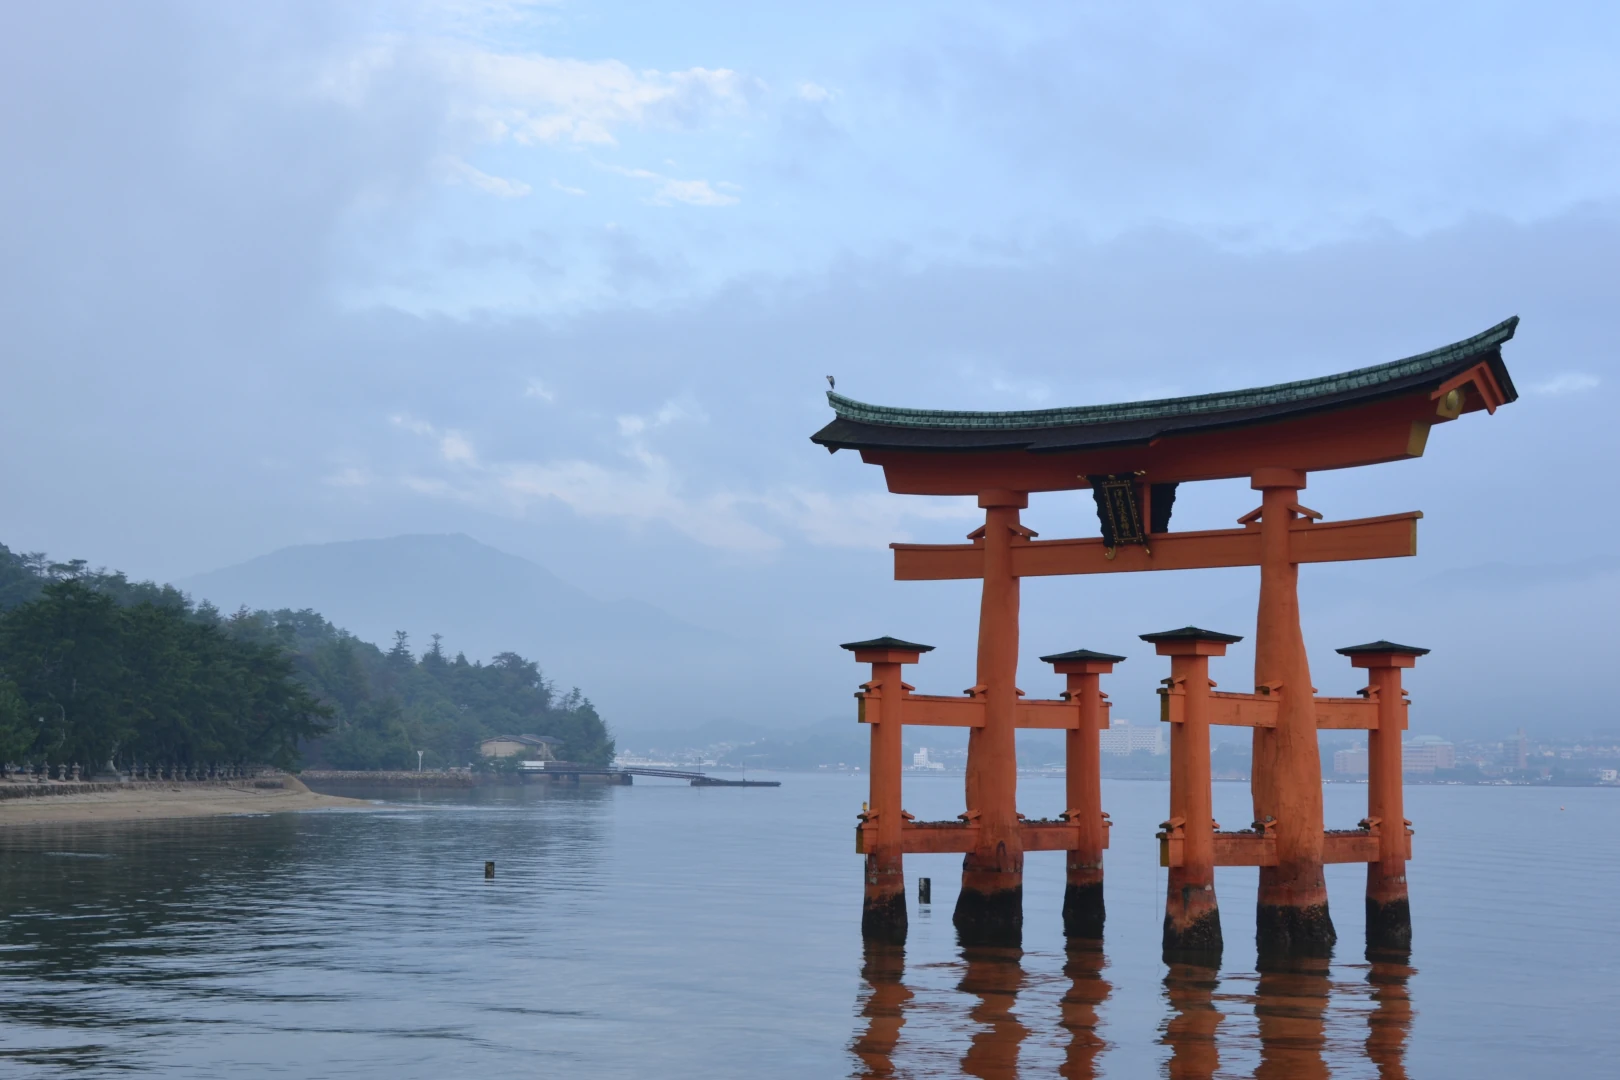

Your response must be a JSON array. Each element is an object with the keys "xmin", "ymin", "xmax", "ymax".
[{"xmin": 176, "ymin": 534, "xmax": 733, "ymax": 730}]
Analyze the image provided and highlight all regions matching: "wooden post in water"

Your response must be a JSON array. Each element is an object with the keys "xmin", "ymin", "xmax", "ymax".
[
  {"xmin": 1251, "ymin": 468, "xmax": 1334, "ymax": 957},
  {"xmin": 843, "ymin": 636, "xmax": 932, "ymax": 943},
  {"xmin": 956, "ymin": 490, "xmax": 1029, "ymax": 947},
  {"xmin": 1040, "ymin": 647, "xmax": 1124, "ymax": 939},
  {"xmin": 1145, "ymin": 626, "xmax": 1241, "ymax": 961},
  {"xmin": 484, "ymin": 860, "xmax": 495, "ymax": 879},
  {"xmin": 1338, "ymin": 640, "xmax": 1427, "ymax": 954}
]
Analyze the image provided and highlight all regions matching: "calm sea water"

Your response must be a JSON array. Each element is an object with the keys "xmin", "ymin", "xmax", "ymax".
[{"xmin": 0, "ymin": 774, "xmax": 1614, "ymax": 1078}]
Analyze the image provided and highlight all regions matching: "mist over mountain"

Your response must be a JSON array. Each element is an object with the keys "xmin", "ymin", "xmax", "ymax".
[
  {"xmin": 173, "ymin": 532, "xmax": 1620, "ymax": 746},
  {"xmin": 177, "ymin": 534, "xmax": 744, "ymax": 730}
]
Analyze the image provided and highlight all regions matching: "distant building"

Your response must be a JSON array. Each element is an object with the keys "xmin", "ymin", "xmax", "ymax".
[
  {"xmin": 479, "ymin": 734, "xmax": 560, "ymax": 760},
  {"xmin": 1099, "ymin": 719, "xmax": 1164, "ymax": 756},
  {"xmin": 1511, "ymin": 728, "xmax": 1529, "ymax": 770},
  {"xmin": 910, "ymin": 747, "xmax": 945, "ymax": 771},
  {"xmin": 1403, "ymin": 735, "xmax": 1456, "ymax": 774},
  {"xmin": 1334, "ymin": 746, "xmax": 1369, "ymax": 775}
]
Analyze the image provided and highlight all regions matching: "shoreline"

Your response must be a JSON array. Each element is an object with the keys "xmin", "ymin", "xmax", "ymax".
[{"xmin": 0, "ymin": 773, "xmax": 375, "ymax": 827}]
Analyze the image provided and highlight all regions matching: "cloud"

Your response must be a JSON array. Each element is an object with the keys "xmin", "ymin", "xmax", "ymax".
[
  {"xmin": 385, "ymin": 394, "xmax": 963, "ymax": 554},
  {"xmin": 989, "ymin": 375, "xmax": 1051, "ymax": 404},
  {"xmin": 1530, "ymin": 373, "xmax": 1601, "ymax": 395},
  {"xmin": 523, "ymin": 378, "xmax": 556, "ymax": 402},
  {"xmin": 322, "ymin": 466, "xmax": 372, "ymax": 488},
  {"xmin": 550, "ymin": 178, "xmax": 587, "ymax": 196},
  {"xmin": 391, "ymin": 415, "xmax": 478, "ymax": 466},
  {"xmin": 390, "ymin": 415, "xmax": 436, "ymax": 437},
  {"xmin": 796, "ymin": 82, "xmax": 832, "ymax": 102},
  {"xmin": 391, "ymin": 409, "xmax": 777, "ymax": 551},
  {"xmin": 652, "ymin": 178, "xmax": 738, "ymax": 207},
  {"xmin": 601, "ymin": 163, "xmax": 739, "ymax": 207},
  {"xmin": 495, "ymin": 452, "xmax": 780, "ymax": 552},
  {"xmin": 441, "ymin": 156, "xmax": 532, "ymax": 197},
  {"xmin": 438, "ymin": 431, "xmax": 478, "ymax": 465},
  {"xmin": 439, "ymin": 47, "xmax": 759, "ymax": 146},
  {"xmin": 616, "ymin": 395, "xmax": 706, "ymax": 437},
  {"xmin": 773, "ymin": 490, "xmax": 977, "ymax": 549}
]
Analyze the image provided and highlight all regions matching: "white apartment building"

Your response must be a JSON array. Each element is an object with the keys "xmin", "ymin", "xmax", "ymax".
[
  {"xmin": 1333, "ymin": 737, "xmax": 1456, "ymax": 775},
  {"xmin": 909, "ymin": 747, "xmax": 946, "ymax": 771},
  {"xmin": 1098, "ymin": 719, "xmax": 1164, "ymax": 756},
  {"xmin": 1334, "ymin": 746, "xmax": 1369, "ymax": 775},
  {"xmin": 1402, "ymin": 735, "xmax": 1456, "ymax": 773}
]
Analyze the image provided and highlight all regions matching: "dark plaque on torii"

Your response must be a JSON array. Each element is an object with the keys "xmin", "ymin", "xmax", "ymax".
[{"xmin": 1087, "ymin": 473, "xmax": 1178, "ymax": 558}]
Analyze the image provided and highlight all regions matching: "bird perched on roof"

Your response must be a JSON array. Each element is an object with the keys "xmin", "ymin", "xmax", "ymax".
[{"xmin": 826, "ymin": 375, "xmax": 836, "ymax": 390}]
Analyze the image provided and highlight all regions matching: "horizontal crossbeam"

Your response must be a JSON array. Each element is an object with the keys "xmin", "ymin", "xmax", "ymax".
[
  {"xmin": 1158, "ymin": 688, "xmax": 1391, "ymax": 729},
  {"xmin": 893, "ymin": 511, "xmax": 1420, "ymax": 581},
  {"xmin": 1159, "ymin": 827, "xmax": 1411, "ymax": 867},
  {"xmin": 861, "ymin": 694, "xmax": 1105, "ymax": 730},
  {"xmin": 855, "ymin": 818, "xmax": 1111, "ymax": 855}
]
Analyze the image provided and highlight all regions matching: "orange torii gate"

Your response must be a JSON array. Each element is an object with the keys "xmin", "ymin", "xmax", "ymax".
[{"xmin": 817, "ymin": 317, "xmax": 1518, "ymax": 957}]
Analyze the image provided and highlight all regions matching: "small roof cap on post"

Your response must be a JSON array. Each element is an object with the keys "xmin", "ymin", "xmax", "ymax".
[
  {"xmin": 1039, "ymin": 648, "xmax": 1127, "ymax": 663},
  {"xmin": 1335, "ymin": 640, "xmax": 1430, "ymax": 657},
  {"xmin": 1140, "ymin": 625, "xmax": 1242, "ymax": 657},
  {"xmin": 1039, "ymin": 647, "xmax": 1126, "ymax": 674},
  {"xmin": 1337, "ymin": 639, "xmax": 1429, "ymax": 669},
  {"xmin": 1139, "ymin": 626, "xmax": 1244, "ymax": 644},
  {"xmin": 840, "ymin": 636, "xmax": 934, "ymax": 664},
  {"xmin": 840, "ymin": 636, "xmax": 934, "ymax": 653}
]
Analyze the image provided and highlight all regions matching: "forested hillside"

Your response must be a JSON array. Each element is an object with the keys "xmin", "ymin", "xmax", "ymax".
[{"xmin": 0, "ymin": 545, "xmax": 614, "ymax": 772}]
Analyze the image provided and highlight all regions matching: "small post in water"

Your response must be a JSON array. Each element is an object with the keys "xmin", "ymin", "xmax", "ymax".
[
  {"xmin": 484, "ymin": 860, "xmax": 495, "ymax": 880},
  {"xmin": 918, "ymin": 877, "xmax": 931, "ymax": 905}
]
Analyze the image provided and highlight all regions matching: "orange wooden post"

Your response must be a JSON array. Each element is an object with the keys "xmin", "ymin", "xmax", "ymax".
[
  {"xmin": 1338, "ymin": 640, "xmax": 1427, "ymax": 954},
  {"xmin": 1250, "ymin": 467, "xmax": 1335, "ymax": 956},
  {"xmin": 956, "ymin": 489, "xmax": 1030, "ymax": 946},
  {"xmin": 843, "ymin": 635, "xmax": 933, "ymax": 943},
  {"xmin": 1041, "ymin": 647, "xmax": 1125, "ymax": 939},
  {"xmin": 1145, "ymin": 627, "xmax": 1241, "ymax": 960}
]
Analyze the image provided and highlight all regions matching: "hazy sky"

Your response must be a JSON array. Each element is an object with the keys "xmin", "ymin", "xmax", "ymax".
[{"xmin": 3, "ymin": 1, "xmax": 1617, "ymax": 735}]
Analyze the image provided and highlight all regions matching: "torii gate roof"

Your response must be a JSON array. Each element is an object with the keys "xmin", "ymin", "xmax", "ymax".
[{"xmin": 811, "ymin": 318, "xmax": 1519, "ymax": 494}]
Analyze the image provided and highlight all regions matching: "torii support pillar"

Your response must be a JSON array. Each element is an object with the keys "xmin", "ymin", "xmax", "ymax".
[
  {"xmin": 1040, "ymin": 648, "xmax": 1125, "ymax": 939},
  {"xmin": 1144, "ymin": 626, "xmax": 1242, "ymax": 962},
  {"xmin": 956, "ymin": 489, "xmax": 1030, "ymax": 947},
  {"xmin": 1250, "ymin": 467, "xmax": 1335, "ymax": 957},
  {"xmin": 1339, "ymin": 640, "xmax": 1429, "ymax": 954},
  {"xmin": 843, "ymin": 635, "xmax": 934, "ymax": 943}
]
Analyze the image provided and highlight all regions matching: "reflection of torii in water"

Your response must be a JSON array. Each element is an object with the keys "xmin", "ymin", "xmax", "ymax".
[
  {"xmin": 1254, "ymin": 957, "xmax": 1332, "ymax": 1080},
  {"xmin": 1157, "ymin": 956, "xmax": 1416, "ymax": 1080},
  {"xmin": 1365, "ymin": 955, "xmax": 1415, "ymax": 1080},
  {"xmin": 1161, "ymin": 963, "xmax": 1222, "ymax": 1080},
  {"xmin": 848, "ymin": 943, "xmax": 1115, "ymax": 1078},
  {"xmin": 1059, "ymin": 942, "xmax": 1110, "ymax": 1080},
  {"xmin": 850, "ymin": 943, "xmax": 908, "ymax": 1078},
  {"xmin": 958, "ymin": 946, "xmax": 1027, "ymax": 1079}
]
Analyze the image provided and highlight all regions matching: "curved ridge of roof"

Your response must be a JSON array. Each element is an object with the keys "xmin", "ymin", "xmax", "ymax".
[{"xmin": 827, "ymin": 316, "xmax": 1518, "ymax": 432}]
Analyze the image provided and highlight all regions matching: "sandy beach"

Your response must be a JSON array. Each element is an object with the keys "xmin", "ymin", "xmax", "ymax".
[{"xmin": 0, "ymin": 774, "xmax": 375, "ymax": 827}]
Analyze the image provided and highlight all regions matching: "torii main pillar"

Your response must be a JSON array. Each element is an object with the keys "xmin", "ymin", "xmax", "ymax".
[
  {"xmin": 1251, "ymin": 467, "xmax": 1335, "ymax": 956},
  {"xmin": 955, "ymin": 489, "xmax": 1028, "ymax": 946}
]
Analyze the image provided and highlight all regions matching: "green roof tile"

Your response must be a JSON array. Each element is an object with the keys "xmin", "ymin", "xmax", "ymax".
[{"xmin": 826, "ymin": 317, "xmax": 1518, "ymax": 432}]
